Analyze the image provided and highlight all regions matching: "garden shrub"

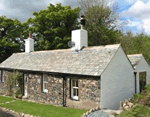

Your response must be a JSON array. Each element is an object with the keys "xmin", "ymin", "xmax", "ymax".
[
  {"xmin": 6, "ymin": 71, "xmax": 23, "ymax": 98},
  {"xmin": 145, "ymin": 84, "xmax": 150, "ymax": 93},
  {"xmin": 133, "ymin": 93, "xmax": 145, "ymax": 103}
]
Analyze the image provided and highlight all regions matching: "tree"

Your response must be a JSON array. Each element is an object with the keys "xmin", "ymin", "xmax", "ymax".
[
  {"xmin": 118, "ymin": 31, "xmax": 135, "ymax": 54},
  {"xmin": 78, "ymin": 0, "xmax": 124, "ymax": 46},
  {"xmin": 0, "ymin": 16, "xmax": 25, "ymax": 63},
  {"xmin": 119, "ymin": 31, "xmax": 150, "ymax": 65},
  {"xmin": 26, "ymin": 3, "xmax": 80, "ymax": 50}
]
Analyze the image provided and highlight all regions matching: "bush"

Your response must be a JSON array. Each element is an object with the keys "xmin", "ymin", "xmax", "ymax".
[
  {"xmin": 6, "ymin": 71, "xmax": 23, "ymax": 98},
  {"xmin": 133, "ymin": 93, "xmax": 145, "ymax": 103},
  {"xmin": 145, "ymin": 84, "xmax": 150, "ymax": 93},
  {"xmin": 118, "ymin": 104, "xmax": 150, "ymax": 117},
  {"xmin": 132, "ymin": 84, "xmax": 150, "ymax": 107}
]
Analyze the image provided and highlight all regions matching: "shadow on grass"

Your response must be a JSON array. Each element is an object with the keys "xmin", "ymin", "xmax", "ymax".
[{"xmin": 0, "ymin": 109, "xmax": 16, "ymax": 117}]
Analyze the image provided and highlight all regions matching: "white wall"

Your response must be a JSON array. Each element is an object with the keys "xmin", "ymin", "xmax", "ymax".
[
  {"xmin": 101, "ymin": 47, "xmax": 135, "ymax": 110},
  {"xmin": 25, "ymin": 38, "xmax": 34, "ymax": 53},
  {"xmin": 71, "ymin": 29, "xmax": 87, "ymax": 51},
  {"xmin": 135, "ymin": 57, "xmax": 150, "ymax": 93}
]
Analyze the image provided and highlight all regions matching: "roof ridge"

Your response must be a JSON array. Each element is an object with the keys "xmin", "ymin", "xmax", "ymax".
[
  {"xmin": 127, "ymin": 54, "xmax": 142, "ymax": 56},
  {"xmin": 14, "ymin": 44, "xmax": 120, "ymax": 54}
]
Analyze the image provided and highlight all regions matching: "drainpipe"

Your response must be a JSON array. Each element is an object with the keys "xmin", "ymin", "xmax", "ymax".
[
  {"xmin": 134, "ymin": 72, "xmax": 137, "ymax": 94},
  {"xmin": 63, "ymin": 76, "xmax": 66, "ymax": 107}
]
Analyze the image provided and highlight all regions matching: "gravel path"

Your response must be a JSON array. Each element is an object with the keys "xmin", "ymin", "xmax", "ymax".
[{"xmin": 84, "ymin": 110, "xmax": 110, "ymax": 117}]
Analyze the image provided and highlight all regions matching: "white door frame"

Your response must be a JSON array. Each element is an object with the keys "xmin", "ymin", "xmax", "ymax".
[{"xmin": 24, "ymin": 74, "xmax": 28, "ymax": 97}]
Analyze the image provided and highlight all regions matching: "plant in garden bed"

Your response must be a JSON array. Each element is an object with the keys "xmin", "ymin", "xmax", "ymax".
[
  {"xmin": 6, "ymin": 71, "xmax": 23, "ymax": 99},
  {"xmin": 116, "ymin": 104, "xmax": 150, "ymax": 117},
  {"xmin": 117, "ymin": 84, "xmax": 150, "ymax": 117}
]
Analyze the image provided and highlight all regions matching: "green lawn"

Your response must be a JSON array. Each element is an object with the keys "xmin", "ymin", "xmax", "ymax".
[
  {"xmin": 0, "ymin": 96, "xmax": 87, "ymax": 117},
  {"xmin": 0, "ymin": 95, "xmax": 15, "ymax": 103}
]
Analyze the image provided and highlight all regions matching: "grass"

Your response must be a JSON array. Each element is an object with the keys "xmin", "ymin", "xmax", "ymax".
[
  {"xmin": 0, "ymin": 95, "xmax": 15, "ymax": 103},
  {"xmin": 0, "ymin": 97, "xmax": 87, "ymax": 117}
]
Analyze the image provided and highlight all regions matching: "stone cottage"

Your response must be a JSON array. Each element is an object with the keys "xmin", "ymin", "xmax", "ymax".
[{"xmin": 0, "ymin": 28, "xmax": 145, "ymax": 110}]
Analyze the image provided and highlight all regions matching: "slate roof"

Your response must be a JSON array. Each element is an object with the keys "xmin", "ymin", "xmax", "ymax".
[
  {"xmin": 0, "ymin": 44, "xmax": 120, "ymax": 76},
  {"xmin": 127, "ymin": 54, "xmax": 143, "ymax": 69}
]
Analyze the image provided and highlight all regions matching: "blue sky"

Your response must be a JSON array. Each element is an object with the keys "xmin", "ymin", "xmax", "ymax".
[
  {"xmin": 118, "ymin": 0, "xmax": 150, "ymax": 35},
  {"xmin": 0, "ymin": 0, "xmax": 149, "ymax": 35}
]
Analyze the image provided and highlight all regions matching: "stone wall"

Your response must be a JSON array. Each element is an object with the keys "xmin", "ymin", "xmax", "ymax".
[
  {"xmin": 26, "ymin": 74, "xmax": 63, "ymax": 106},
  {"xmin": 0, "ymin": 70, "xmax": 12, "ymax": 95},
  {"xmin": 66, "ymin": 77, "xmax": 100, "ymax": 109},
  {"xmin": 120, "ymin": 98, "xmax": 136, "ymax": 111},
  {"xmin": 0, "ymin": 70, "xmax": 101, "ymax": 109},
  {"xmin": 0, "ymin": 107, "xmax": 39, "ymax": 117}
]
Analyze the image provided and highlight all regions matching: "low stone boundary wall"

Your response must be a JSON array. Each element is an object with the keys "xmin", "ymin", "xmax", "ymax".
[
  {"xmin": 120, "ymin": 98, "xmax": 136, "ymax": 111},
  {"xmin": 0, "ymin": 107, "xmax": 39, "ymax": 117},
  {"xmin": 81, "ymin": 106, "xmax": 100, "ymax": 117},
  {"xmin": 81, "ymin": 98, "xmax": 136, "ymax": 117}
]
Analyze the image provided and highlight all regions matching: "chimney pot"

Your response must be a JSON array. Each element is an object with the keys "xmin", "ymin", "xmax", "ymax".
[{"xmin": 29, "ymin": 33, "xmax": 33, "ymax": 38}]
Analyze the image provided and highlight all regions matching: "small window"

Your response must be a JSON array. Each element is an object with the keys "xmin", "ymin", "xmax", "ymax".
[
  {"xmin": 43, "ymin": 74, "xmax": 48, "ymax": 93},
  {"xmin": 71, "ymin": 79, "xmax": 78, "ymax": 100}
]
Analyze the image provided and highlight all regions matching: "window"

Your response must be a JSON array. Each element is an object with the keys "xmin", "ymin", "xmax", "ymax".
[
  {"xmin": 71, "ymin": 79, "xmax": 78, "ymax": 100},
  {"xmin": 139, "ymin": 71, "xmax": 146, "ymax": 93},
  {"xmin": 43, "ymin": 74, "xmax": 48, "ymax": 93},
  {"xmin": 0, "ymin": 70, "xmax": 4, "ymax": 83}
]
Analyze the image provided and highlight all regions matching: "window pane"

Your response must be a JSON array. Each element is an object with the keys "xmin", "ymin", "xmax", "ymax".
[
  {"xmin": 73, "ymin": 80, "xmax": 75, "ymax": 87},
  {"xmin": 44, "ymin": 83, "xmax": 48, "ymax": 89},
  {"xmin": 73, "ymin": 88, "xmax": 76, "ymax": 96},
  {"xmin": 76, "ymin": 80, "xmax": 78, "ymax": 87},
  {"xmin": 44, "ymin": 77, "xmax": 46, "ymax": 82},
  {"xmin": 43, "ymin": 74, "xmax": 47, "ymax": 82}
]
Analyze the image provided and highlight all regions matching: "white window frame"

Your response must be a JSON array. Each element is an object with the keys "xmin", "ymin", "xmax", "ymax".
[
  {"xmin": 71, "ymin": 79, "xmax": 78, "ymax": 100},
  {"xmin": 43, "ymin": 74, "xmax": 48, "ymax": 93}
]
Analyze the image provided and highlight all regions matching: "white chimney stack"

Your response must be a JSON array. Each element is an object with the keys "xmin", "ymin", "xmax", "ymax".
[
  {"xmin": 71, "ymin": 29, "xmax": 88, "ymax": 51},
  {"xmin": 25, "ymin": 33, "xmax": 34, "ymax": 53},
  {"xmin": 71, "ymin": 15, "xmax": 87, "ymax": 51}
]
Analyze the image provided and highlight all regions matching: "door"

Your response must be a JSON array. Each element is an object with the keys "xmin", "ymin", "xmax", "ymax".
[
  {"xmin": 139, "ymin": 72, "xmax": 146, "ymax": 93},
  {"xmin": 24, "ymin": 74, "xmax": 28, "ymax": 97}
]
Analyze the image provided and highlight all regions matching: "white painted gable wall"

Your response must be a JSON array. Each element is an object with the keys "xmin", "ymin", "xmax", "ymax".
[
  {"xmin": 101, "ymin": 46, "xmax": 135, "ymax": 109},
  {"xmin": 135, "ymin": 56, "xmax": 150, "ymax": 94}
]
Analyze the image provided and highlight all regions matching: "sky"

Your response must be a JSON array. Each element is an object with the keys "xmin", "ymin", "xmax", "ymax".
[{"xmin": 0, "ymin": 0, "xmax": 150, "ymax": 35}]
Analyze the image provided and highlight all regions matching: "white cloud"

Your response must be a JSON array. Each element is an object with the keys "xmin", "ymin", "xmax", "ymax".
[
  {"xmin": 121, "ymin": 0, "xmax": 150, "ymax": 35},
  {"xmin": 122, "ymin": 0, "xmax": 150, "ymax": 19},
  {"xmin": 0, "ymin": 0, "xmax": 64, "ymax": 22},
  {"xmin": 141, "ymin": 18, "xmax": 150, "ymax": 34},
  {"xmin": 127, "ymin": 19, "xmax": 141, "ymax": 27}
]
